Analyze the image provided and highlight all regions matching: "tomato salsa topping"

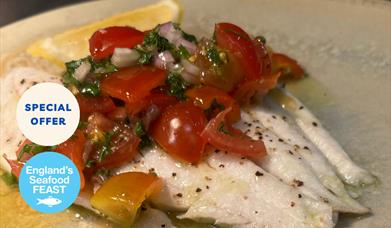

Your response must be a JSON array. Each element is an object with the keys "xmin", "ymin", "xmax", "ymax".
[{"xmin": 9, "ymin": 22, "xmax": 306, "ymax": 189}]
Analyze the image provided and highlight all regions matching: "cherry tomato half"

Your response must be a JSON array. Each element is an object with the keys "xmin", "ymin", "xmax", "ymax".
[
  {"xmin": 151, "ymin": 102, "xmax": 207, "ymax": 164},
  {"xmin": 77, "ymin": 95, "xmax": 116, "ymax": 114},
  {"xmin": 271, "ymin": 53, "xmax": 305, "ymax": 79},
  {"xmin": 215, "ymin": 23, "xmax": 260, "ymax": 81},
  {"xmin": 186, "ymin": 86, "xmax": 241, "ymax": 124},
  {"xmin": 201, "ymin": 108, "xmax": 267, "ymax": 158},
  {"xmin": 101, "ymin": 66, "xmax": 167, "ymax": 103},
  {"xmin": 89, "ymin": 26, "xmax": 144, "ymax": 60}
]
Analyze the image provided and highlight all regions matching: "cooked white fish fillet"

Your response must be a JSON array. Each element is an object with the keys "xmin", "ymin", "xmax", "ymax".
[
  {"xmin": 238, "ymin": 111, "xmax": 367, "ymax": 214},
  {"xmin": 269, "ymin": 89, "xmax": 376, "ymax": 186},
  {"xmin": 0, "ymin": 67, "xmax": 61, "ymax": 169},
  {"xmin": 116, "ymin": 147, "xmax": 334, "ymax": 228},
  {"xmin": 245, "ymin": 97, "xmax": 369, "ymax": 213},
  {"xmin": 134, "ymin": 205, "xmax": 176, "ymax": 228}
]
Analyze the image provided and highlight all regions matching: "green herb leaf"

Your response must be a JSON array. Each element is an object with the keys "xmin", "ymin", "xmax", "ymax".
[
  {"xmin": 218, "ymin": 122, "xmax": 231, "ymax": 135},
  {"xmin": 97, "ymin": 131, "xmax": 115, "ymax": 162},
  {"xmin": 206, "ymin": 46, "xmax": 224, "ymax": 66},
  {"xmin": 134, "ymin": 121, "xmax": 153, "ymax": 149},
  {"xmin": 18, "ymin": 143, "xmax": 57, "ymax": 161},
  {"xmin": 143, "ymin": 28, "xmax": 172, "ymax": 52},
  {"xmin": 166, "ymin": 72, "xmax": 187, "ymax": 100},
  {"xmin": 182, "ymin": 31, "xmax": 197, "ymax": 43},
  {"xmin": 85, "ymin": 159, "xmax": 95, "ymax": 168},
  {"xmin": 80, "ymin": 81, "xmax": 100, "ymax": 96},
  {"xmin": 88, "ymin": 57, "xmax": 117, "ymax": 74},
  {"xmin": 137, "ymin": 49, "xmax": 153, "ymax": 65},
  {"xmin": 177, "ymin": 45, "xmax": 190, "ymax": 59}
]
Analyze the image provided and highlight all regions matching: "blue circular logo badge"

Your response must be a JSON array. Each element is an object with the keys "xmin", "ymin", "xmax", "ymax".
[{"xmin": 19, "ymin": 152, "xmax": 80, "ymax": 213}]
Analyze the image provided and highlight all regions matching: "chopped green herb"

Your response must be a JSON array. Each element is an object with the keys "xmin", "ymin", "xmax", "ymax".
[
  {"xmin": 80, "ymin": 81, "xmax": 100, "ymax": 96},
  {"xmin": 177, "ymin": 45, "xmax": 190, "ymax": 59},
  {"xmin": 218, "ymin": 122, "xmax": 231, "ymax": 135},
  {"xmin": 63, "ymin": 57, "xmax": 88, "ymax": 86},
  {"xmin": 134, "ymin": 121, "xmax": 153, "ymax": 149},
  {"xmin": 182, "ymin": 31, "xmax": 197, "ymax": 43},
  {"xmin": 143, "ymin": 28, "xmax": 172, "ymax": 52},
  {"xmin": 97, "ymin": 131, "xmax": 114, "ymax": 162},
  {"xmin": 255, "ymin": 35, "xmax": 266, "ymax": 44},
  {"xmin": 88, "ymin": 57, "xmax": 117, "ymax": 74},
  {"xmin": 206, "ymin": 46, "xmax": 224, "ymax": 66},
  {"xmin": 137, "ymin": 49, "xmax": 153, "ymax": 65},
  {"xmin": 85, "ymin": 159, "xmax": 95, "ymax": 168},
  {"xmin": 166, "ymin": 72, "xmax": 187, "ymax": 100},
  {"xmin": 204, "ymin": 99, "xmax": 225, "ymax": 119},
  {"xmin": 1, "ymin": 172, "xmax": 17, "ymax": 186},
  {"xmin": 18, "ymin": 143, "xmax": 57, "ymax": 161}
]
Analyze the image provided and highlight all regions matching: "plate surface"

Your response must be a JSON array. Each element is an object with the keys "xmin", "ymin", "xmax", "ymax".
[{"xmin": 1, "ymin": 0, "xmax": 390, "ymax": 227}]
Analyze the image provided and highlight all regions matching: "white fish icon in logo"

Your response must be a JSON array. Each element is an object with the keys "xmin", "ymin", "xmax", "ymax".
[{"xmin": 37, "ymin": 196, "xmax": 62, "ymax": 207}]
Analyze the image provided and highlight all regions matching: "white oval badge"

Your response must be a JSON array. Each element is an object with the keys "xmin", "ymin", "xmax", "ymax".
[{"xmin": 16, "ymin": 82, "xmax": 80, "ymax": 146}]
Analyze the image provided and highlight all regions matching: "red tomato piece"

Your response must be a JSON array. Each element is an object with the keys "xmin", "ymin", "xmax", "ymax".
[
  {"xmin": 271, "ymin": 53, "xmax": 305, "ymax": 79},
  {"xmin": 55, "ymin": 130, "xmax": 86, "ymax": 189},
  {"xmin": 77, "ymin": 95, "xmax": 116, "ymax": 114},
  {"xmin": 151, "ymin": 102, "xmax": 207, "ymax": 164},
  {"xmin": 89, "ymin": 26, "xmax": 144, "ymax": 60},
  {"xmin": 234, "ymin": 72, "xmax": 281, "ymax": 105},
  {"xmin": 215, "ymin": 23, "xmax": 260, "ymax": 81},
  {"xmin": 201, "ymin": 108, "xmax": 267, "ymax": 158},
  {"xmin": 186, "ymin": 86, "xmax": 241, "ymax": 124},
  {"xmin": 3, "ymin": 155, "xmax": 24, "ymax": 178},
  {"xmin": 253, "ymin": 38, "xmax": 272, "ymax": 76},
  {"xmin": 101, "ymin": 66, "xmax": 167, "ymax": 103}
]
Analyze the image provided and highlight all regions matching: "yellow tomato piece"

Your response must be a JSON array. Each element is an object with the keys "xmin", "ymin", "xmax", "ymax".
[{"xmin": 90, "ymin": 172, "xmax": 162, "ymax": 226}]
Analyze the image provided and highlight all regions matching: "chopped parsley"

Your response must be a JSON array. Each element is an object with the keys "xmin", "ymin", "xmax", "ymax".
[
  {"xmin": 182, "ymin": 31, "xmax": 197, "ymax": 43},
  {"xmin": 206, "ymin": 46, "xmax": 224, "ymax": 66},
  {"xmin": 204, "ymin": 99, "xmax": 225, "ymax": 119},
  {"xmin": 134, "ymin": 121, "xmax": 153, "ymax": 149},
  {"xmin": 97, "ymin": 131, "xmax": 115, "ymax": 162},
  {"xmin": 218, "ymin": 122, "xmax": 231, "ymax": 135},
  {"xmin": 143, "ymin": 28, "xmax": 172, "ymax": 52},
  {"xmin": 80, "ymin": 81, "xmax": 100, "ymax": 96},
  {"xmin": 166, "ymin": 72, "xmax": 188, "ymax": 100},
  {"xmin": 18, "ymin": 143, "xmax": 57, "ymax": 161},
  {"xmin": 136, "ymin": 49, "xmax": 153, "ymax": 65},
  {"xmin": 63, "ymin": 56, "xmax": 116, "ymax": 96},
  {"xmin": 85, "ymin": 159, "xmax": 95, "ymax": 168},
  {"xmin": 176, "ymin": 45, "xmax": 190, "ymax": 59}
]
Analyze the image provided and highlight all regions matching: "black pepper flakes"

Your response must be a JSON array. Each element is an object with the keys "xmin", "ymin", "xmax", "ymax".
[
  {"xmin": 312, "ymin": 122, "xmax": 318, "ymax": 127},
  {"xmin": 303, "ymin": 146, "xmax": 310, "ymax": 150},
  {"xmin": 298, "ymin": 194, "xmax": 302, "ymax": 198},
  {"xmin": 161, "ymin": 224, "xmax": 166, "ymax": 228},
  {"xmin": 278, "ymin": 138, "xmax": 284, "ymax": 142},
  {"xmin": 20, "ymin": 79, "xmax": 25, "ymax": 84},
  {"xmin": 196, "ymin": 188, "xmax": 202, "ymax": 193},
  {"xmin": 254, "ymin": 211, "xmax": 258, "ymax": 214},
  {"xmin": 176, "ymin": 193, "xmax": 183, "ymax": 197},
  {"xmin": 290, "ymin": 202, "xmax": 295, "ymax": 207},
  {"xmin": 215, "ymin": 149, "xmax": 220, "ymax": 153},
  {"xmin": 172, "ymin": 172, "xmax": 177, "ymax": 177},
  {"xmin": 272, "ymin": 115, "xmax": 277, "ymax": 119},
  {"xmin": 255, "ymin": 171, "xmax": 264, "ymax": 177},
  {"xmin": 206, "ymin": 185, "xmax": 210, "ymax": 189},
  {"xmin": 293, "ymin": 179, "xmax": 304, "ymax": 187},
  {"xmin": 288, "ymin": 150, "xmax": 294, "ymax": 155},
  {"xmin": 219, "ymin": 164, "xmax": 225, "ymax": 168},
  {"xmin": 299, "ymin": 106, "xmax": 304, "ymax": 110}
]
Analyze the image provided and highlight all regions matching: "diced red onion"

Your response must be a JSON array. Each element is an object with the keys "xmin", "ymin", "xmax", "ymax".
[
  {"xmin": 154, "ymin": 51, "xmax": 175, "ymax": 69},
  {"xmin": 111, "ymin": 48, "xmax": 140, "ymax": 68},
  {"xmin": 182, "ymin": 59, "xmax": 200, "ymax": 76},
  {"xmin": 176, "ymin": 38, "xmax": 197, "ymax": 54},
  {"xmin": 158, "ymin": 22, "xmax": 175, "ymax": 37},
  {"xmin": 74, "ymin": 61, "xmax": 91, "ymax": 81},
  {"xmin": 181, "ymin": 71, "xmax": 200, "ymax": 84}
]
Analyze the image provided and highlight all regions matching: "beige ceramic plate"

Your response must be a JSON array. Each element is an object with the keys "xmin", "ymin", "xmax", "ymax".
[{"xmin": 0, "ymin": 0, "xmax": 390, "ymax": 227}]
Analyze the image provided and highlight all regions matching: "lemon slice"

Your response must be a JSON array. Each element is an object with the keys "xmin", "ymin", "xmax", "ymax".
[{"xmin": 26, "ymin": 0, "xmax": 182, "ymax": 67}]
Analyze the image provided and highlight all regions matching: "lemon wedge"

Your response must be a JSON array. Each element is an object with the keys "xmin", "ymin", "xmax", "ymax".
[{"xmin": 26, "ymin": 0, "xmax": 182, "ymax": 67}]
